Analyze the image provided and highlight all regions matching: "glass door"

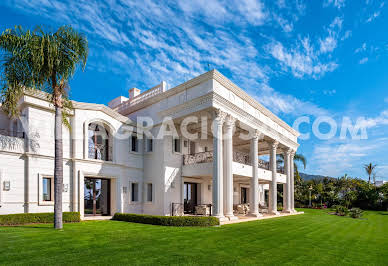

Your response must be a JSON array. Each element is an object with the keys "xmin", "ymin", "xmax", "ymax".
[
  {"xmin": 241, "ymin": 187, "xmax": 248, "ymax": 204},
  {"xmin": 84, "ymin": 178, "xmax": 111, "ymax": 216},
  {"xmin": 184, "ymin": 182, "xmax": 197, "ymax": 213}
]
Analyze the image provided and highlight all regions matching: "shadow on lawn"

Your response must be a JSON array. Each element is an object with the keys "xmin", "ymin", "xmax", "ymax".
[{"xmin": 379, "ymin": 212, "xmax": 388, "ymax": 215}]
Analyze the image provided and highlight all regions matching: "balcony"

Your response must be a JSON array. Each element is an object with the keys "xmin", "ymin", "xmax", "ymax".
[
  {"xmin": 0, "ymin": 129, "xmax": 25, "ymax": 138},
  {"xmin": 183, "ymin": 151, "xmax": 285, "ymax": 174}
]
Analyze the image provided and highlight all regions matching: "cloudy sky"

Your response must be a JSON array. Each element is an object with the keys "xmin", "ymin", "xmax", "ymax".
[{"xmin": 1, "ymin": 0, "xmax": 388, "ymax": 180}]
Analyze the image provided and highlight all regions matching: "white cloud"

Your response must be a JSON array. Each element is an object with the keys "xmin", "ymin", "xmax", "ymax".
[
  {"xmin": 273, "ymin": 14, "xmax": 293, "ymax": 32},
  {"xmin": 366, "ymin": 11, "xmax": 381, "ymax": 23},
  {"xmin": 323, "ymin": 0, "xmax": 345, "ymax": 9},
  {"xmin": 236, "ymin": 0, "xmax": 267, "ymax": 26},
  {"xmin": 359, "ymin": 57, "xmax": 368, "ymax": 64},
  {"xmin": 323, "ymin": 89, "xmax": 336, "ymax": 96},
  {"xmin": 267, "ymin": 38, "xmax": 338, "ymax": 79},
  {"xmin": 384, "ymin": 97, "xmax": 388, "ymax": 103},
  {"xmin": 355, "ymin": 43, "xmax": 367, "ymax": 53},
  {"xmin": 319, "ymin": 36, "xmax": 337, "ymax": 53}
]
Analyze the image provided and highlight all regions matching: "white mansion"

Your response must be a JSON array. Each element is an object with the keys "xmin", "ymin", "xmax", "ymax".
[{"xmin": 0, "ymin": 70, "xmax": 299, "ymax": 221}]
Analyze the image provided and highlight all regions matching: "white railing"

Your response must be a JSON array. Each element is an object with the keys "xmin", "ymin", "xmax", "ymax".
[
  {"xmin": 115, "ymin": 82, "xmax": 166, "ymax": 112},
  {"xmin": 183, "ymin": 151, "xmax": 280, "ymax": 172}
]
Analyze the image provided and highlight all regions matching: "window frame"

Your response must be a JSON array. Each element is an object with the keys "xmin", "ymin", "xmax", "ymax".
[
  {"xmin": 145, "ymin": 137, "xmax": 153, "ymax": 153},
  {"xmin": 173, "ymin": 137, "xmax": 181, "ymax": 154},
  {"xmin": 146, "ymin": 183, "xmax": 153, "ymax": 203},
  {"xmin": 130, "ymin": 135, "xmax": 139, "ymax": 153},
  {"xmin": 38, "ymin": 174, "xmax": 54, "ymax": 206},
  {"xmin": 130, "ymin": 182, "xmax": 139, "ymax": 203}
]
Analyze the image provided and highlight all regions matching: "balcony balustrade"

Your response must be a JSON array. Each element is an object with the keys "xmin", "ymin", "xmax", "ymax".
[{"xmin": 183, "ymin": 151, "xmax": 285, "ymax": 173}]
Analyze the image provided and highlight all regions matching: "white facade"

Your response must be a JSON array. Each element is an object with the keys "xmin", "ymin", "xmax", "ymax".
[{"xmin": 0, "ymin": 70, "xmax": 299, "ymax": 220}]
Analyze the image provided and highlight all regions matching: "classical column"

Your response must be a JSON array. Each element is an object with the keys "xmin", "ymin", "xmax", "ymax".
[
  {"xmin": 249, "ymin": 131, "xmax": 262, "ymax": 217},
  {"xmin": 224, "ymin": 115, "xmax": 237, "ymax": 220},
  {"xmin": 269, "ymin": 140, "xmax": 280, "ymax": 215},
  {"xmin": 212, "ymin": 109, "xmax": 226, "ymax": 219},
  {"xmin": 282, "ymin": 148, "xmax": 292, "ymax": 213},
  {"xmin": 290, "ymin": 151, "xmax": 296, "ymax": 213}
]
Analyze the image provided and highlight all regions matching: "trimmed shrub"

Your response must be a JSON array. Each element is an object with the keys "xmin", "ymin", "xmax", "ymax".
[
  {"xmin": 349, "ymin": 208, "xmax": 363, "ymax": 219},
  {"xmin": 333, "ymin": 205, "xmax": 348, "ymax": 216},
  {"xmin": 113, "ymin": 213, "xmax": 219, "ymax": 227},
  {"xmin": 0, "ymin": 212, "xmax": 80, "ymax": 226}
]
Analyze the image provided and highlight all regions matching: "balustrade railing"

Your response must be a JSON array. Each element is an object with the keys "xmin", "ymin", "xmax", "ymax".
[
  {"xmin": 183, "ymin": 151, "xmax": 283, "ymax": 172},
  {"xmin": 0, "ymin": 129, "xmax": 25, "ymax": 138}
]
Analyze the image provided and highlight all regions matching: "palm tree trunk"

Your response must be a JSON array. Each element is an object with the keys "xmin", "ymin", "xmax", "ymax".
[{"xmin": 54, "ymin": 105, "xmax": 63, "ymax": 229}]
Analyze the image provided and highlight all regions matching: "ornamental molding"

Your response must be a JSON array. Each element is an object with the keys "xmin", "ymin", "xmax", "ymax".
[
  {"xmin": 212, "ymin": 93, "xmax": 299, "ymax": 150},
  {"xmin": 22, "ymin": 90, "xmax": 134, "ymax": 125},
  {"xmin": 117, "ymin": 69, "xmax": 298, "ymax": 138}
]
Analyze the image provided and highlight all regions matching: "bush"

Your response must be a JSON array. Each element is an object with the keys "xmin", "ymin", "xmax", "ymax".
[
  {"xmin": 333, "ymin": 205, "xmax": 349, "ymax": 216},
  {"xmin": 113, "ymin": 213, "xmax": 219, "ymax": 227},
  {"xmin": 0, "ymin": 212, "xmax": 80, "ymax": 226},
  {"xmin": 349, "ymin": 208, "xmax": 363, "ymax": 219}
]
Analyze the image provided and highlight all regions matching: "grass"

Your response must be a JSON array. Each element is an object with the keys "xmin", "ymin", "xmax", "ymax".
[{"xmin": 0, "ymin": 209, "xmax": 387, "ymax": 265}]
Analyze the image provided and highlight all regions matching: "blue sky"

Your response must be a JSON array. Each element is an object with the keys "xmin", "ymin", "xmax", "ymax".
[{"xmin": 1, "ymin": 0, "xmax": 388, "ymax": 180}]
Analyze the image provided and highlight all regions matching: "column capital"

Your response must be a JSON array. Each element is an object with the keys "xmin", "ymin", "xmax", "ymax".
[
  {"xmin": 269, "ymin": 140, "xmax": 279, "ymax": 150},
  {"xmin": 290, "ymin": 150, "xmax": 296, "ymax": 159},
  {"xmin": 251, "ymin": 130, "xmax": 263, "ymax": 140},
  {"xmin": 224, "ymin": 115, "xmax": 236, "ymax": 128},
  {"xmin": 212, "ymin": 108, "xmax": 227, "ymax": 124},
  {"xmin": 283, "ymin": 147, "xmax": 292, "ymax": 156}
]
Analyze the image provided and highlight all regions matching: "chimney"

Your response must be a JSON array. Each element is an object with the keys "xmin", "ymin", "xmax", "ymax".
[{"xmin": 129, "ymin": 88, "xmax": 141, "ymax": 99}]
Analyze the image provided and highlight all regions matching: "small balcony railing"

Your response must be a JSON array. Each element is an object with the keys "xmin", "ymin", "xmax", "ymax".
[
  {"xmin": 0, "ymin": 129, "xmax": 25, "ymax": 138},
  {"xmin": 183, "ymin": 151, "xmax": 284, "ymax": 173}
]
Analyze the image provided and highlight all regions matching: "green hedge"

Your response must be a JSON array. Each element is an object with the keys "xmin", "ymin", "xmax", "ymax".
[
  {"xmin": 0, "ymin": 212, "xmax": 80, "ymax": 225},
  {"xmin": 113, "ymin": 213, "xmax": 219, "ymax": 227}
]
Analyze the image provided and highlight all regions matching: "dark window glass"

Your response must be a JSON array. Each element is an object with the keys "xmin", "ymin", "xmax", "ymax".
[
  {"xmin": 131, "ymin": 183, "xmax": 139, "ymax": 202},
  {"xmin": 131, "ymin": 136, "xmax": 138, "ymax": 152},
  {"xmin": 147, "ymin": 183, "xmax": 153, "ymax": 202},
  {"xmin": 43, "ymin": 178, "xmax": 52, "ymax": 201}
]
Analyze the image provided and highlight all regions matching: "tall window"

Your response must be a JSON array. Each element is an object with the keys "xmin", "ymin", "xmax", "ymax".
[
  {"xmin": 147, "ymin": 183, "xmax": 153, "ymax": 202},
  {"xmin": 131, "ymin": 135, "xmax": 138, "ymax": 152},
  {"xmin": 88, "ymin": 123, "xmax": 110, "ymax": 161},
  {"xmin": 43, "ymin": 177, "xmax": 52, "ymax": 201},
  {"xmin": 131, "ymin": 183, "xmax": 139, "ymax": 202},
  {"xmin": 146, "ymin": 138, "xmax": 153, "ymax": 152},
  {"xmin": 173, "ymin": 138, "xmax": 181, "ymax": 153}
]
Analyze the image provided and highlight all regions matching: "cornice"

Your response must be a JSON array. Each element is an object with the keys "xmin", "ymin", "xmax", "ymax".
[
  {"xmin": 212, "ymin": 93, "xmax": 299, "ymax": 150},
  {"xmin": 22, "ymin": 90, "xmax": 134, "ymax": 125},
  {"xmin": 211, "ymin": 70, "xmax": 299, "ymax": 137},
  {"xmin": 119, "ymin": 69, "xmax": 298, "ymax": 138}
]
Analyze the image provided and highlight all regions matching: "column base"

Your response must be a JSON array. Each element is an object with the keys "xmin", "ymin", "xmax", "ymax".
[
  {"xmin": 282, "ymin": 209, "xmax": 292, "ymax": 214},
  {"xmin": 225, "ymin": 214, "xmax": 239, "ymax": 221},
  {"xmin": 247, "ymin": 212, "xmax": 263, "ymax": 218},
  {"xmin": 269, "ymin": 210, "xmax": 280, "ymax": 216},
  {"xmin": 214, "ymin": 215, "xmax": 229, "ymax": 222},
  {"xmin": 291, "ymin": 209, "xmax": 297, "ymax": 213}
]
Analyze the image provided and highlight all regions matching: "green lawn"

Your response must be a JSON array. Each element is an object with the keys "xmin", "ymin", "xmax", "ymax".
[{"xmin": 0, "ymin": 209, "xmax": 387, "ymax": 265}]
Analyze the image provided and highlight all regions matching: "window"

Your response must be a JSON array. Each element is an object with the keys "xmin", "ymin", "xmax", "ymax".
[
  {"xmin": 88, "ymin": 123, "xmax": 110, "ymax": 161},
  {"xmin": 147, "ymin": 183, "xmax": 153, "ymax": 202},
  {"xmin": 204, "ymin": 146, "xmax": 208, "ymax": 152},
  {"xmin": 131, "ymin": 135, "xmax": 138, "ymax": 152},
  {"xmin": 43, "ymin": 177, "xmax": 52, "ymax": 201},
  {"xmin": 146, "ymin": 138, "xmax": 153, "ymax": 152},
  {"xmin": 131, "ymin": 183, "xmax": 139, "ymax": 202},
  {"xmin": 173, "ymin": 138, "xmax": 181, "ymax": 153}
]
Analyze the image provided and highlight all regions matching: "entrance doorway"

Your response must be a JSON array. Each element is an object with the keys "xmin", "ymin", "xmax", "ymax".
[
  {"xmin": 184, "ymin": 182, "xmax": 197, "ymax": 213},
  {"xmin": 241, "ymin": 187, "xmax": 248, "ymax": 204},
  {"xmin": 84, "ymin": 177, "xmax": 111, "ymax": 216}
]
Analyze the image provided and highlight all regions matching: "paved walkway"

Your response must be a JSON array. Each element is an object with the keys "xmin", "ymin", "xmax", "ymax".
[
  {"xmin": 83, "ymin": 216, "xmax": 113, "ymax": 221},
  {"xmin": 220, "ymin": 211, "xmax": 304, "ymax": 225}
]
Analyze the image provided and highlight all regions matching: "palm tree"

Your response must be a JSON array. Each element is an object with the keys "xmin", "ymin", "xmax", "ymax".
[
  {"xmin": 0, "ymin": 26, "xmax": 88, "ymax": 229},
  {"xmin": 278, "ymin": 153, "xmax": 307, "ymax": 174},
  {"xmin": 364, "ymin": 163, "xmax": 377, "ymax": 185}
]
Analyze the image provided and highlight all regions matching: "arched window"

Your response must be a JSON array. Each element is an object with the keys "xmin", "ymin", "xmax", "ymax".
[{"xmin": 88, "ymin": 123, "xmax": 110, "ymax": 161}]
